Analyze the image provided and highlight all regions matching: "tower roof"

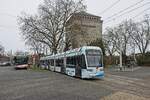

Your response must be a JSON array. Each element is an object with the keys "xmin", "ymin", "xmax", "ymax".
[{"xmin": 74, "ymin": 11, "xmax": 101, "ymax": 18}]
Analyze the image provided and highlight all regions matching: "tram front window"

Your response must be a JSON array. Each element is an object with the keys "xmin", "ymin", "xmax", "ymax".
[{"xmin": 86, "ymin": 50, "xmax": 102, "ymax": 67}]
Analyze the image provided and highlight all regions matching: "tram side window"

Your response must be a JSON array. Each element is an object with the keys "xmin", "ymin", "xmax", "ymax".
[
  {"xmin": 66, "ymin": 57, "xmax": 70, "ymax": 67},
  {"xmin": 52, "ymin": 59, "xmax": 54, "ymax": 66},
  {"xmin": 46, "ymin": 60, "xmax": 49, "ymax": 66},
  {"xmin": 73, "ymin": 56, "xmax": 76, "ymax": 67},
  {"xmin": 49, "ymin": 60, "xmax": 51, "ymax": 66},
  {"xmin": 66, "ymin": 55, "xmax": 86, "ymax": 69},
  {"xmin": 56, "ymin": 59, "xmax": 63, "ymax": 67},
  {"xmin": 49, "ymin": 59, "xmax": 54, "ymax": 66},
  {"xmin": 66, "ymin": 57, "xmax": 76, "ymax": 68},
  {"xmin": 66, "ymin": 57, "xmax": 71, "ymax": 67},
  {"xmin": 56, "ymin": 59, "xmax": 59, "ymax": 66},
  {"xmin": 59, "ymin": 59, "xmax": 63, "ymax": 67},
  {"xmin": 66, "ymin": 57, "xmax": 69, "ymax": 67}
]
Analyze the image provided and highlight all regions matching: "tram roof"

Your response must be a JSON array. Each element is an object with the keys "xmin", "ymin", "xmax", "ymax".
[{"xmin": 40, "ymin": 46, "xmax": 102, "ymax": 60}]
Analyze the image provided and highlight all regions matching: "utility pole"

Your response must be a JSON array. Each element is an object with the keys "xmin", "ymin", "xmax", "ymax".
[
  {"xmin": 119, "ymin": 26, "xmax": 123, "ymax": 71},
  {"xmin": 10, "ymin": 50, "xmax": 13, "ymax": 66},
  {"xmin": 120, "ymin": 41, "xmax": 123, "ymax": 71},
  {"xmin": 133, "ymin": 43, "xmax": 137, "ymax": 63},
  {"xmin": 132, "ymin": 42, "xmax": 136, "ymax": 71}
]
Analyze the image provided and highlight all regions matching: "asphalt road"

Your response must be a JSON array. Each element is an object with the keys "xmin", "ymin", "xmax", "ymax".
[
  {"xmin": 0, "ymin": 66, "xmax": 114, "ymax": 100},
  {"xmin": 0, "ymin": 66, "xmax": 150, "ymax": 100}
]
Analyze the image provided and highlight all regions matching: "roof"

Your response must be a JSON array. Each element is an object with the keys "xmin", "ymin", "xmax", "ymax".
[{"xmin": 73, "ymin": 11, "xmax": 101, "ymax": 18}]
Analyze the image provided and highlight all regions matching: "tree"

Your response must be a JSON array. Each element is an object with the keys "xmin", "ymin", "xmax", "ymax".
[
  {"xmin": 19, "ymin": 0, "xmax": 86, "ymax": 54},
  {"xmin": 0, "ymin": 44, "xmax": 5, "ymax": 55},
  {"xmin": 104, "ymin": 20, "xmax": 135, "ymax": 64},
  {"xmin": 103, "ymin": 28, "xmax": 117, "ymax": 56},
  {"xmin": 89, "ymin": 38, "xmax": 105, "ymax": 55},
  {"xmin": 130, "ymin": 15, "xmax": 150, "ymax": 55},
  {"xmin": 14, "ymin": 51, "xmax": 29, "ymax": 56},
  {"xmin": 25, "ymin": 38, "xmax": 45, "ymax": 54},
  {"xmin": 104, "ymin": 15, "xmax": 150, "ymax": 66}
]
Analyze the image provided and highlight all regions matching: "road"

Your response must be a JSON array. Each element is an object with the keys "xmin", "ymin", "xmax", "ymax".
[{"xmin": 0, "ymin": 66, "xmax": 150, "ymax": 100}]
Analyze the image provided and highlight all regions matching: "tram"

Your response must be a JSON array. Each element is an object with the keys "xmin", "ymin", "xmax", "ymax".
[{"xmin": 40, "ymin": 46, "xmax": 104, "ymax": 79}]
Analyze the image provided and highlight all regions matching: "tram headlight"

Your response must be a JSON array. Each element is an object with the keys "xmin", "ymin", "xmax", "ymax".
[
  {"xmin": 96, "ymin": 66, "xmax": 99, "ymax": 70},
  {"xmin": 100, "ymin": 67, "xmax": 103, "ymax": 71}
]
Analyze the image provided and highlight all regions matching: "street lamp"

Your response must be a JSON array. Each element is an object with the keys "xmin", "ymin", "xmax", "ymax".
[
  {"xmin": 119, "ymin": 25, "xmax": 123, "ymax": 71},
  {"xmin": 119, "ymin": 38, "xmax": 123, "ymax": 71}
]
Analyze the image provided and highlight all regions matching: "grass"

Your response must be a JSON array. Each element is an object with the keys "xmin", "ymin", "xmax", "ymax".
[
  {"xmin": 29, "ymin": 66, "xmax": 49, "ymax": 72},
  {"xmin": 101, "ymin": 92, "xmax": 147, "ymax": 100}
]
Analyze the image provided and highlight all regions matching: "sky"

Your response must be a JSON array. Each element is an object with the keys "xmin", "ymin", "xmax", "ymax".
[{"xmin": 0, "ymin": 0, "xmax": 149, "ymax": 52}]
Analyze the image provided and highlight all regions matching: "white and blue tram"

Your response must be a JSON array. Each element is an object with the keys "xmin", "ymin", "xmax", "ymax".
[{"xmin": 40, "ymin": 46, "xmax": 104, "ymax": 79}]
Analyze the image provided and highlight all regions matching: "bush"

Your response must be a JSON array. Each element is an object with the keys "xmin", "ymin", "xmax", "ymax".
[{"xmin": 137, "ymin": 53, "xmax": 150, "ymax": 66}]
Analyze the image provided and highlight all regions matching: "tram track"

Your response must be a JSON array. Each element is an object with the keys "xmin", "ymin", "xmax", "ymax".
[{"xmin": 96, "ymin": 74, "xmax": 150, "ymax": 98}]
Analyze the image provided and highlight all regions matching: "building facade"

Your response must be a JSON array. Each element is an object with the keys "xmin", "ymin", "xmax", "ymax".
[{"xmin": 66, "ymin": 11, "xmax": 103, "ymax": 49}]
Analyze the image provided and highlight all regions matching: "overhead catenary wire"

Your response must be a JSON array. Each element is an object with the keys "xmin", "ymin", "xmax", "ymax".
[
  {"xmin": 99, "ymin": 0, "xmax": 121, "ymax": 15},
  {"xmin": 116, "ymin": 2, "xmax": 150, "ymax": 18},
  {"xmin": 0, "ymin": 24, "xmax": 17, "ymax": 29},
  {"xmin": 0, "ymin": 12, "xmax": 16, "ymax": 18},
  {"xmin": 132, "ymin": 7, "xmax": 150, "ymax": 19},
  {"xmin": 104, "ymin": 2, "xmax": 150, "ymax": 24},
  {"xmin": 0, "ymin": 25, "xmax": 8, "ymax": 29},
  {"xmin": 104, "ymin": 0, "xmax": 145, "ymax": 21},
  {"xmin": 0, "ymin": 13, "xmax": 17, "ymax": 29}
]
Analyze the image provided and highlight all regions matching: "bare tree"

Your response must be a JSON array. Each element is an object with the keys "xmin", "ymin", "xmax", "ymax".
[
  {"xmin": 19, "ymin": 0, "xmax": 86, "ymax": 54},
  {"xmin": 104, "ymin": 20, "xmax": 135, "ymax": 64},
  {"xmin": 103, "ymin": 28, "xmax": 117, "ymax": 56},
  {"xmin": 25, "ymin": 38, "xmax": 44, "ymax": 54},
  {"xmin": 130, "ymin": 15, "xmax": 150, "ymax": 55},
  {"xmin": 0, "ymin": 44, "xmax": 5, "ymax": 55},
  {"xmin": 104, "ymin": 16, "xmax": 150, "ymax": 65},
  {"xmin": 104, "ymin": 22, "xmax": 129, "ymax": 54}
]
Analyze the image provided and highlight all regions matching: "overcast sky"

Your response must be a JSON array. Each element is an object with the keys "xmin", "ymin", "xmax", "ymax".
[{"xmin": 0, "ymin": 0, "xmax": 149, "ymax": 52}]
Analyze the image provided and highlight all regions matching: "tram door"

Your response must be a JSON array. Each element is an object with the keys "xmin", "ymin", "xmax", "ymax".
[
  {"xmin": 61, "ymin": 58, "xmax": 66, "ymax": 74},
  {"xmin": 75, "ymin": 56, "xmax": 81, "ymax": 77}
]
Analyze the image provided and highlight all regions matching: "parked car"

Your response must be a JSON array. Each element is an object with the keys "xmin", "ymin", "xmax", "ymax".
[{"xmin": 0, "ymin": 61, "xmax": 11, "ymax": 66}]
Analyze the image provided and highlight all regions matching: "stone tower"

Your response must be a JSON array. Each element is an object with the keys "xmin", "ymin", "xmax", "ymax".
[{"xmin": 66, "ymin": 11, "xmax": 103, "ymax": 49}]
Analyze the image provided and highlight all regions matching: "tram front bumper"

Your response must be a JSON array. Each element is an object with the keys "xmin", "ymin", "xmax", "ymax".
[
  {"xmin": 89, "ymin": 71, "xmax": 104, "ymax": 78},
  {"xmin": 81, "ymin": 69, "xmax": 104, "ymax": 79}
]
